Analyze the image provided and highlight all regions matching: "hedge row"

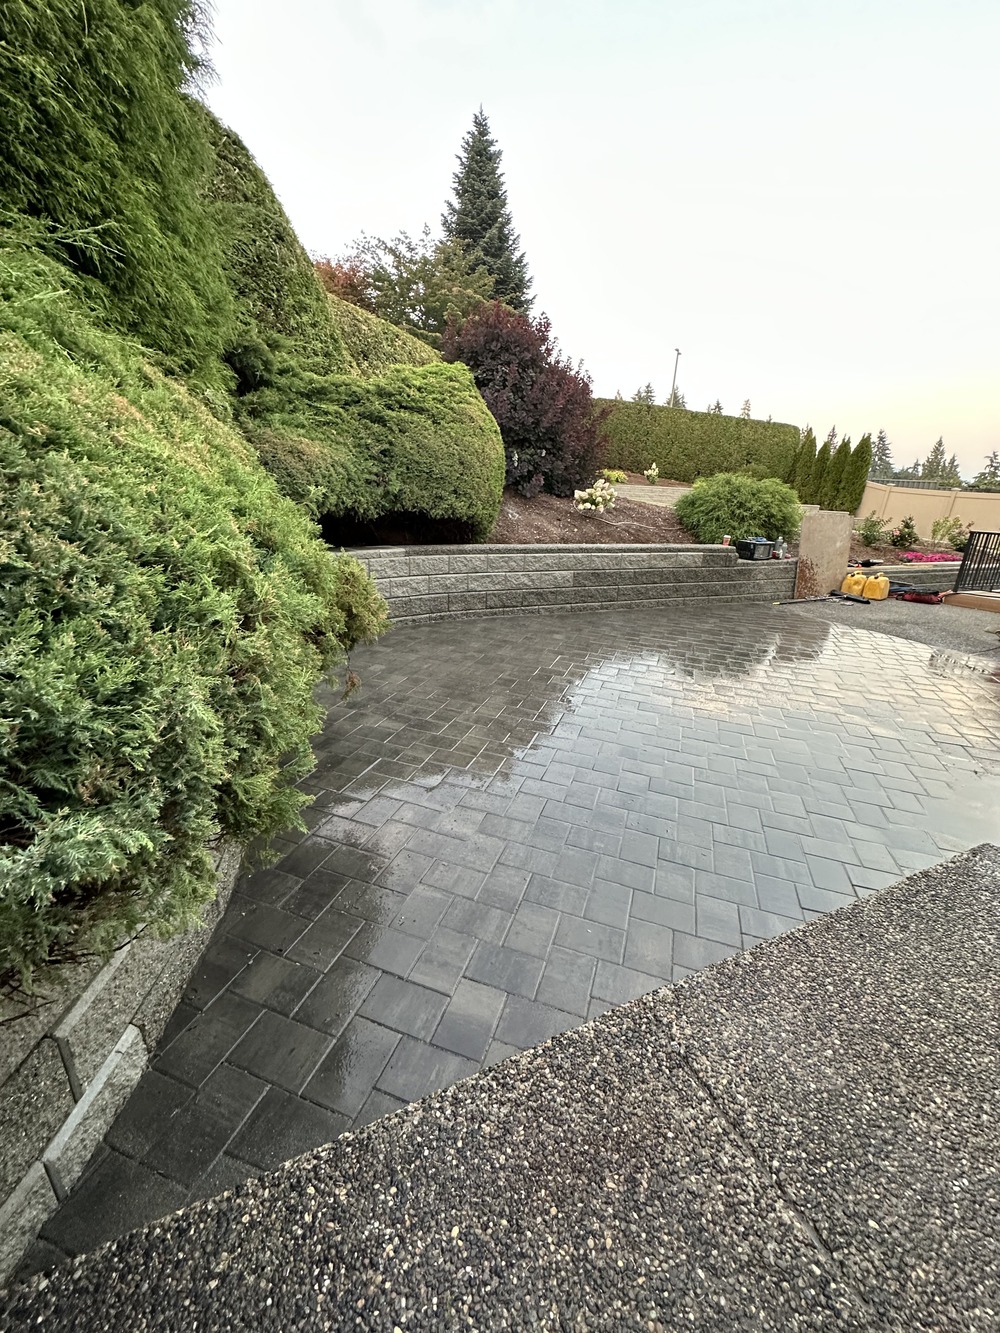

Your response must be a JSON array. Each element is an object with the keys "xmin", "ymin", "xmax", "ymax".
[
  {"xmin": 0, "ymin": 244, "xmax": 388, "ymax": 989},
  {"xmin": 597, "ymin": 400, "xmax": 800, "ymax": 483}
]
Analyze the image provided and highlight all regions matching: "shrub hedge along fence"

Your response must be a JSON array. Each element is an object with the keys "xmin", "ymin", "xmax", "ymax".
[{"xmin": 597, "ymin": 400, "xmax": 800, "ymax": 483}]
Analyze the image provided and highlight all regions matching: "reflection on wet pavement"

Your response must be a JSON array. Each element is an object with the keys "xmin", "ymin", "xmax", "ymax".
[{"xmin": 33, "ymin": 607, "xmax": 1000, "ymax": 1267}]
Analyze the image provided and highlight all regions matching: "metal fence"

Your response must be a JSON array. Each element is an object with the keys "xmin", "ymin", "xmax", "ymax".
[{"xmin": 954, "ymin": 530, "xmax": 1000, "ymax": 592}]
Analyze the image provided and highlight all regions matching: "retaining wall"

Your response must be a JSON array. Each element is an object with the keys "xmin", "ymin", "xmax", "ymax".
[
  {"xmin": 353, "ymin": 544, "xmax": 798, "ymax": 623},
  {"xmin": 0, "ymin": 842, "xmax": 242, "ymax": 1282}
]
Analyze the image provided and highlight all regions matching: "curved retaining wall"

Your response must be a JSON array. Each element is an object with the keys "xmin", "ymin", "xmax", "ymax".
[
  {"xmin": 0, "ymin": 843, "xmax": 242, "ymax": 1282},
  {"xmin": 353, "ymin": 543, "xmax": 798, "ymax": 623}
]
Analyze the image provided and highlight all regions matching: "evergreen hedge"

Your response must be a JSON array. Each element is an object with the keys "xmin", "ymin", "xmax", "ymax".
[
  {"xmin": 0, "ymin": 1, "xmax": 233, "ymax": 386},
  {"xmin": 246, "ymin": 362, "xmax": 505, "ymax": 538},
  {"xmin": 597, "ymin": 401, "xmax": 799, "ymax": 483},
  {"xmin": 206, "ymin": 117, "xmax": 505, "ymax": 538},
  {"xmin": 0, "ymin": 245, "xmax": 388, "ymax": 990}
]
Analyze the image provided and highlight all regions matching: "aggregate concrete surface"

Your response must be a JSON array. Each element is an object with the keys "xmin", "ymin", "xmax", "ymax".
[
  {"xmin": 3, "ymin": 845, "xmax": 998, "ymax": 1332},
  {"xmin": 783, "ymin": 597, "xmax": 1000, "ymax": 666}
]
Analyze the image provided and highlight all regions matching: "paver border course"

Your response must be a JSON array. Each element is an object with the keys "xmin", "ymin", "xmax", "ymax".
[{"xmin": 0, "ymin": 842, "xmax": 242, "ymax": 1283}]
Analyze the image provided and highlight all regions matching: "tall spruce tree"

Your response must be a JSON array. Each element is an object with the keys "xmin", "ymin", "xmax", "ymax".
[
  {"xmin": 921, "ymin": 436, "xmax": 948, "ymax": 481},
  {"xmin": 870, "ymin": 428, "xmax": 893, "ymax": 477},
  {"xmin": 442, "ymin": 109, "xmax": 532, "ymax": 313},
  {"xmin": 837, "ymin": 433, "xmax": 872, "ymax": 513}
]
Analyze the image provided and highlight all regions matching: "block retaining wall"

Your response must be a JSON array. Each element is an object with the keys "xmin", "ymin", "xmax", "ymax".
[
  {"xmin": 353, "ymin": 544, "xmax": 798, "ymax": 623},
  {"xmin": 0, "ymin": 842, "xmax": 242, "ymax": 1282}
]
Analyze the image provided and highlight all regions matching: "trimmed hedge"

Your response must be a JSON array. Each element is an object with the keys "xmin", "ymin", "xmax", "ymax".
[
  {"xmin": 0, "ymin": 245, "xmax": 389, "ymax": 990},
  {"xmin": 597, "ymin": 401, "xmax": 799, "ymax": 483},
  {"xmin": 205, "ymin": 116, "xmax": 505, "ymax": 538},
  {"xmin": 328, "ymin": 293, "xmax": 438, "ymax": 378},
  {"xmin": 247, "ymin": 362, "xmax": 505, "ymax": 538}
]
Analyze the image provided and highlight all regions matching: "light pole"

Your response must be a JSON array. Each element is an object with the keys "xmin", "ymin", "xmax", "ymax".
[{"xmin": 669, "ymin": 348, "xmax": 681, "ymax": 407}]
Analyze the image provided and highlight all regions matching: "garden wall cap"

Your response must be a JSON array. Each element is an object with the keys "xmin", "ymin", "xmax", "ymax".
[{"xmin": 3, "ymin": 844, "xmax": 998, "ymax": 1332}]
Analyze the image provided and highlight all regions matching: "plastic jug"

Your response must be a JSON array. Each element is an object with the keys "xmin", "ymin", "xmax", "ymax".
[
  {"xmin": 840, "ymin": 571, "xmax": 868, "ymax": 596},
  {"xmin": 862, "ymin": 573, "xmax": 890, "ymax": 600}
]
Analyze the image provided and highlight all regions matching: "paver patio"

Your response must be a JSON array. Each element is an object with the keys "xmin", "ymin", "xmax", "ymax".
[{"xmin": 27, "ymin": 605, "xmax": 1000, "ymax": 1270}]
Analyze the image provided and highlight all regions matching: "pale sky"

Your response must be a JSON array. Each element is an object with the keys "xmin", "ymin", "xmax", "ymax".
[{"xmin": 204, "ymin": 0, "xmax": 998, "ymax": 477}]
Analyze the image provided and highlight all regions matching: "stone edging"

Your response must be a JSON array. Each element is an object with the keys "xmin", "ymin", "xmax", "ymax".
[
  {"xmin": 352, "ymin": 543, "xmax": 798, "ymax": 623},
  {"xmin": 0, "ymin": 842, "xmax": 242, "ymax": 1282}
]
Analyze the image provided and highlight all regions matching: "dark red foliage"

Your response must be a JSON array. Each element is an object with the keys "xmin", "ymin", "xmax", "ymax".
[
  {"xmin": 442, "ymin": 302, "xmax": 606, "ymax": 496},
  {"xmin": 314, "ymin": 256, "xmax": 375, "ymax": 310}
]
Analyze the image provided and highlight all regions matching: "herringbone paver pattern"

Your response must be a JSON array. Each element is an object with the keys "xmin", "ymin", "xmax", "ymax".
[{"xmin": 34, "ymin": 607, "xmax": 1000, "ymax": 1267}]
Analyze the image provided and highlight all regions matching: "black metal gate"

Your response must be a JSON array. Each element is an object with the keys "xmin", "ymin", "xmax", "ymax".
[{"xmin": 954, "ymin": 530, "xmax": 1000, "ymax": 592}]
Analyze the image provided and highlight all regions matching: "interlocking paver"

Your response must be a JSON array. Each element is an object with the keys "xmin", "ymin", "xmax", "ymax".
[{"xmin": 43, "ymin": 606, "xmax": 1000, "ymax": 1261}]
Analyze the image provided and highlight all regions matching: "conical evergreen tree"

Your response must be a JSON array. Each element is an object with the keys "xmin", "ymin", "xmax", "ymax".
[
  {"xmin": 808, "ymin": 441, "xmax": 832, "ymax": 505},
  {"xmin": 820, "ymin": 437, "xmax": 851, "ymax": 509},
  {"xmin": 792, "ymin": 428, "xmax": 816, "ymax": 498},
  {"xmin": 837, "ymin": 433, "xmax": 872, "ymax": 513},
  {"xmin": 870, "ymin": 428, "xmax": 892, "ymax": 477},
  {"xmin": 442, "ymin": 109, "xmax": 532, "ymax": 313}
]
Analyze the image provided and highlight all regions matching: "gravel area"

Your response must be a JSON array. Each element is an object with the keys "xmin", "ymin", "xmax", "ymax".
[
  {"xmin": 781, "ymin": 596, "xmax": 1000, "ymax": 666},
  {"xmin": 4, "ymin": 844, "xmax": 999, "ymax": 1332}
]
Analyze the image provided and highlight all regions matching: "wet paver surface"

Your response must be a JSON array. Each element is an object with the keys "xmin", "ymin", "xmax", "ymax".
[{"xmin": 31, "ymin": 606, "xmax": 1000, "ymax": 1269}]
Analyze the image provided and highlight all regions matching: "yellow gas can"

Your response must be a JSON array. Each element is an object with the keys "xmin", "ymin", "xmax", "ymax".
[
  {"xmin": 862, "ymin": 573, "xmax": 890, "ymax": 600},
  {"xmin": 840, "ymin": 571, "xmax": 868, "ymax": 596}
]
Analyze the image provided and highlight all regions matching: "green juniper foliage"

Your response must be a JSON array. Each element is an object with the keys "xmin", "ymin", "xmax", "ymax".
[
  {"xmin": 0, "ymin": 244, "xmax": 389, "ymax": 989},
  {"xmin": 0, "ymin": 0, "xmax": 233, "ymax": 385},
  {"xmin": 442, "ymin": 109, "xmax": 532, "ymax": 314}
]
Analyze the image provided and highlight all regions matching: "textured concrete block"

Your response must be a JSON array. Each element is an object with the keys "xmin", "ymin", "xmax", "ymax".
[
  {"xmin": 0, "ymin": 1163, "xmax": 58, "ymax": 1286},
  {"xmin": 408, "ymin": 554, "xmax": 450, "ymax": 575},
  {"xmin": 486, "ymin": 590, "xmax": 525, "ymax": 609},
  {"xmin": 0, "ymin": 958, "xmax": 101, "ymax": 1086},
  {"xmin": 485, "ymin": 553, "xmax": 526, "ymax": 572},
  {"xmin": 0, "ymin": 1039, "xmax": 75, "ymax": 1201},
  {"xmin": 401, "ymin": 594, "xmax": 450, "ymax": 616},
  {"xmin": 43, "ymin": 1027, "xmax": 148, "ymax": 1200},
  {"xmin": 386, "ymin": 576, "xmax": 430, "ymax": 598},
  {"xmin": 448, "ymin": 554, "xmax": 490, "ymax": 573},
  {"xmin": 53, "ymin": 940, "xmax": 164, "ymax": 1091},
  {"xmin": 432, "ymin": 573, "xmax": 468, "ymax": 593},
  {"xmin": 447, "ymin": 593, "xmax": 488, "ymax": 612}
]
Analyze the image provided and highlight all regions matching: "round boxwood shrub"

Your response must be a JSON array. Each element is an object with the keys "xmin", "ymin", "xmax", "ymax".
[
  {"xmin": 0, "ymin": 245, "xmax": 389, "ymax": 992},
  {"xmin": 674, "ymin": 472, "xmax": 802, "ymax": 544}
]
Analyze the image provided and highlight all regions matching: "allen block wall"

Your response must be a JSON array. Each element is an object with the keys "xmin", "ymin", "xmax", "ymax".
[{"xmin": 352, "ymin": 544, "xmax": 797, "ymax": 623}]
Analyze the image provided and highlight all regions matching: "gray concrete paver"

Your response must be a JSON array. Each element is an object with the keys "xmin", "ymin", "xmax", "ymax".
[{"xmin": 27, "ymin": 605, "xmax": 1000, "ymax": 1268}]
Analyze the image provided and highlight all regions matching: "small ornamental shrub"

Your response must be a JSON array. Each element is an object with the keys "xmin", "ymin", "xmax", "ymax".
[
  {"xmin": 890, "ymin": 515, "xmax": 919, "ymax": 548},
  {"xmin": 674, "ymin": 472, "xmax": 802, "ymax": 544},
  {"xmin": 643, "ymin": 463, "xmax": 659, "ymax": 484},
  {"xmin": 856, "ymin": 511, "xmax": 891, "ymax": 547},
  {"xmin": 931, "ymin": 515, "xmax": 965, "ymax": 546},
  {"xmin": 573, "ymin": 478, "xmax": 616, "ymax": 513},
  {"xmin": 950, "ymin": 525, "xmax": 973, "ymax": 553},
  {"xmin": 600, "ymin": 468, "xmax": 628, "ymax": 484}
]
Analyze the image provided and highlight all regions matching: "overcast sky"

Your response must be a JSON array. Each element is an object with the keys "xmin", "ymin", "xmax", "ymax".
[{"xmin": 204, "ymin": 0, "xmax": 998, "ymax": 476}]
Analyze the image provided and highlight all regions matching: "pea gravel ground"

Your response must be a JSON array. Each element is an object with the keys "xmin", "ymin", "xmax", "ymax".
[{"xmin": 3, "ymin": 844, "xmax": 998, "ymax": 1332}]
